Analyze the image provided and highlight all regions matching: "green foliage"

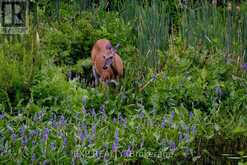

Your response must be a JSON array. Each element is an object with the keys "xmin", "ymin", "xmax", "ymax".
[
  {"xmin": 180, "ymin": 1, "xmax": 247, "ymax": 57},
  {"xmin": 135, "ymin": 1, "xmax": 170, "ymax": 69},
  {"xmin": 31, "ymin": 65, "xmax": 88, "ymax": 111},
  {"xmin": 43, "ymin": 11, "xmax": 133, "ymax": 64},
  {"xmin": 0, "ymin": 38, "xmax": 38, "ymax": 109},
  {"xmin": 144, "ymin": 38, "xmax": 247, "ymax": 113},
  {"xmin": 42, "ymin": 12, "xmax": 95, "ymax": 65},
  {"xmin": 1, "ymin": 1, "xmax": 247, "ymax": 164}
]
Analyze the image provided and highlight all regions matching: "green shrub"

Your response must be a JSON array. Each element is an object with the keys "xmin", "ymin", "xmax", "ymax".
[
  {"xmin": 31, "ymin": 65, "xmax": 88, "ymax": 111},
  {"xmin": 0, "ymin": 40, "xmax": 38, "ymax": 109},
  {"xmin": 144, "ymin": 38, "xmax": 243, "ymax": 112}
]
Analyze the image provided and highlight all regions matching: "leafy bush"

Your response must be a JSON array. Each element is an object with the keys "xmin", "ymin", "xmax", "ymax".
[
  {"xmin": 0, "ymin": 39, "xmax": 39, "ymax": 109},
  {"xmin": 31, "ymin": 65, "xmax": 88, "ymax": 111},
  {"xmin": 144, "ymin": 38, "xmax": 245, "ymax": 112}
]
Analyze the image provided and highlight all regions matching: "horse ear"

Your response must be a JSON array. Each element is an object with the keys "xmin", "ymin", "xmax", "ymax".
[
  {"xmin": 111, "ymin": 43, "xmax": 120, "ymax": 55},
  {"xmin": 115, "ymin": 43, "xmax": 120, "ymax": 49}
]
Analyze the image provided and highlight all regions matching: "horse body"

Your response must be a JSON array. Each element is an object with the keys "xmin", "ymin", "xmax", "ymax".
[{"xmin": 91, "ymin": 39, "xmax": 123, "ymax": 85}]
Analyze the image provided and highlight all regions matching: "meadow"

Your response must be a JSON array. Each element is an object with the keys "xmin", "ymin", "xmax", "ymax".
[{"xmin": 0, "ymin": 0, "xmax": 247, "ymax": 164}]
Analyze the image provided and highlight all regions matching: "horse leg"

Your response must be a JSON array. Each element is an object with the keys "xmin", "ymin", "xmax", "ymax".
[{"xmin": 93, "ymin": 65, "xmax": 99, "ymax": 86}]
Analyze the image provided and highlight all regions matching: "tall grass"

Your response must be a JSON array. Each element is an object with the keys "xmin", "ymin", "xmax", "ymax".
[
  {"xmin": 107, "ymin": 0, "xmax": 246, "ymax": 68},
  {"xmin": 180, "ymin": 1, "xmax": 247, "ymax": 62},
  {"xmin": 0, "ymin": 30, "xmax": 41, "ymax": 111},
  {"xmin": 135, "ymin": 1, "xmax": 170, "ymax": 69},
  {"xmin": 45, "ymin": 1, "xmax": 247, "ymax": 64}
]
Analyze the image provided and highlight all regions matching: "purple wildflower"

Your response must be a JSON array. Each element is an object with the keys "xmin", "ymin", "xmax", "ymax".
[
  {"xmin": 122, "ymin": 145, "xmax": 132, "ymax": 157},
  {"xmin": 114, "ymin": 128, "xmax": 119, "ymax": 145},
  {"xmin": 59, "ymin": 115, "xmax": 66, "ymax": 127},
  {"xmin": 215, "ymin": 86, "xmax": 223, "ymax": 97},
  {"xmin": 58, "ymin": 131, "xmax": 64, "ymax": 137},
  {"xmin": 43, "ymin": 160, "xmax": 48, "ymax": 165},
  {"xmin": 123, "ymin": 117, "xmax": 127, "ymax": 128},
  {"xmin": 241, "ymin": 63, "xmax": 247, "ymax": 71},
  {"xmin": 50, "ymin": 114, "xmax": 57, "ymax": 128},
  {"xmin": 170, "ymin": 141, "xmax": 176, "ymax": 151},
  {"xmin": 99, "ymin": 105, "xmax": 105, "ymax": 114},
  {"xmin": 186, "ymin": 125, "xmax": 190, "ymax": 134},
  {"xmin": 191, "ymin": 125, "xmax": 197, "ymax": 135},
  {"xmin": 178, "ymin": 133, "xmax": 183, "ymax": 143},
  {"xmin": 19, "ymin": 126, "xmax": 25, "ymax": 136},
  {"xmin": 189, "ymin": 111, "xmax": 193, "ymax": 120},
  {"xmin": 36, "ymin": 111, "xmax": 43, "ymax": 121},
  {"xmin": 170, "ymin": 111, "xmax": 175, "ymax": 120},
  {"xmin": 11, "ymin": 134, "xmax": 17, "ymax": 142},
  {"xmin": 184, "ymin": 133, "xmax": 190, "ymax": 143},
  {"xmin": 34, "ymin": 111, "xmax": 43, "ymax": 121},
  {"xmin": 112, "ymin": 143, "xmax": 117, "ymax": 152},
  {"xmin": 67, "ymin": 71, "xmax": 72, "ymax": 80},
  {"xmin": 92, "ymin": 124, "xmax": 96, "ymax": 136},
  {"xmin": 52, "ymin": 121, "xmax": 57, "ymax": 128},
  {"xmin": 88, "ymin": 136, "xmax": 92, "ymax": 145},
  {"xmin": 113, "ymin": 117, "xmax": 116, "ymax": 124},
  {"xmin": 63, "ymin": 137, "xmax": 67, "ymax": 146},
  {"xmin": 52, "ymin": 113, "xmax": 57, "ymax": 120},
  {"xmin": 91, "ymin": 108, "xmax": 96, "ymax": 117},
  {"xmin": 79, "ymin": 130, "xmax": 85, "ymax": 143},
  {"xmin": 83, "ymin": 125, "xmax": 88, "ymax": 137},
  {"xmin": 29, "ymin": 129, "xmax": 39, "ymax": 137},
  {"xmin": 112, "ymin": 128, "xmax": 119, "ymax": 152},
  {"xmin": 33, "ymin": 129, "xmax": 39, "ymax": 136},
  {"xmin": 50, "ymin": 142, "xmax": 56, "ymax": 151},
  {"xmin": 95, "ymin": 150, "xmax": 100, "ymax": 158},
  {"xmin": 82, "ymin": 96, "xmax": 87, "ymax": 106},
  {"xmin": 22, "ymin": 137, "xmax": 28, "ymax": 145},
  {"xmin": 32, "ymin": 140, "xmax": 36, "ymax": 145},
  {"xmin": 139, "ymin": 111, "xmax": 145, "ymax": 119},
  {"xmin": 161, "ymin": 114, "xmax": 166, "ymax": 128},
  {"xmin": 100, "ymin": 107, "xmax": 107, "ymax": 120},
  {"xmin": 0, "ymin": 113, "xmax": 4, "ymax": 120},
  {"xmin": 151, "ymin": 74, "xmax": 157, "ymax": 81},
  {"xmin": 82, "ymin": 107, "xmax": 87, "ymax": 114},
  {"xmin": 7, "ymin": 125, "xmax": 14, "ymax": 134},
  {"xmin": 118, "ymin": 113, "xmax": 123, "ymax": 124},
  {"xmin": 31, "ymin": 154, "xmax": 36, "ymax": 161},
  {"xmin": 169, "ymin": 111, "xmax": 175, "ymax": 127},
  {"xmin": 43, "ymin": 128, "xmax": 49, "ymax": 142}
]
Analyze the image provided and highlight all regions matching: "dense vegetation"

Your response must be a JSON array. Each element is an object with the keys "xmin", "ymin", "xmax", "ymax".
[{"xmin": 0, "ymin": 0, "xmax": 247, "ymax": 164}]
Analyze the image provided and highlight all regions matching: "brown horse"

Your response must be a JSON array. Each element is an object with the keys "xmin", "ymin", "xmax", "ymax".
[{"xmin": 91, "ymin": 39, "xmax": 123, "ymax": 86}]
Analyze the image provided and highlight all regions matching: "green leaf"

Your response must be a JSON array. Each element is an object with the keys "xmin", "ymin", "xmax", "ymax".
[
  {"xmin": 201, "ymin": 68, "xmax": 207, "ymax": 81},
  {"xmin": 232, "ymin": 127, "xmax": 247, "ymax": 135}
]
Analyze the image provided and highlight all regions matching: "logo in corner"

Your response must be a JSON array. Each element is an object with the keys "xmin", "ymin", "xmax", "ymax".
[{"xmin": 0, "ymin": 0, "xmax": 29, "ymax": 34}]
